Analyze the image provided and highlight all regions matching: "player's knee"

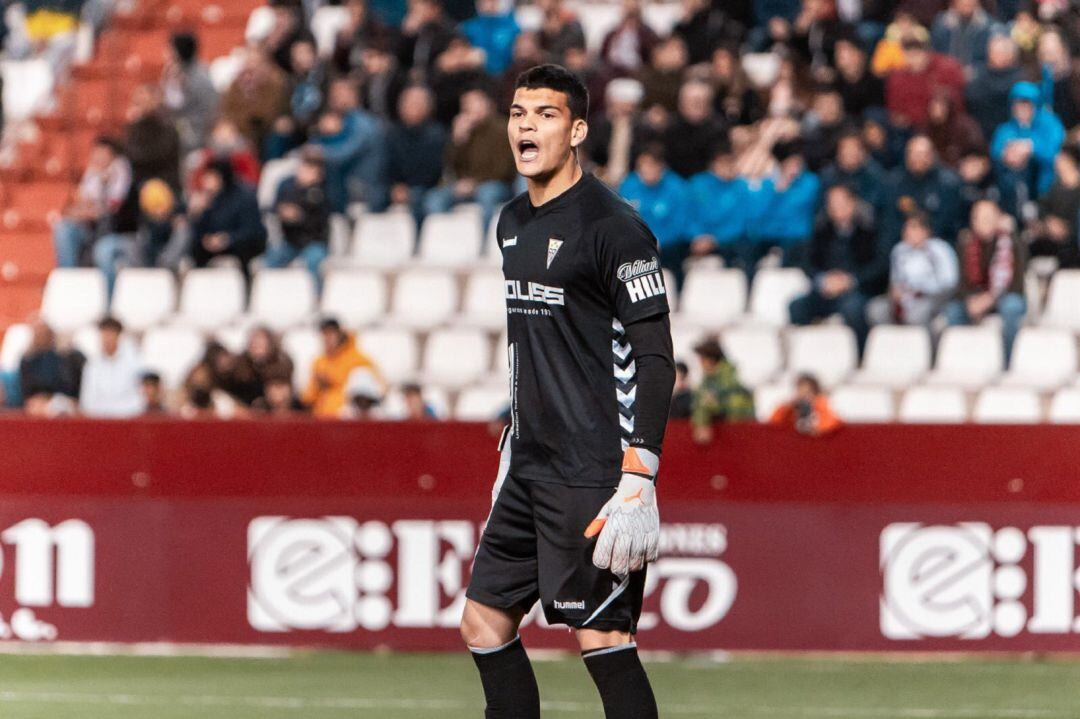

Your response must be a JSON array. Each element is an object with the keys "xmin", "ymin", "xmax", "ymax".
[
  {"xmin": 460, "ymin": 601, "xmax": 515, "ymax": 649},
  {"xmin": 574, "ymin": 628, "xmax": 632, "ymax": 653}
]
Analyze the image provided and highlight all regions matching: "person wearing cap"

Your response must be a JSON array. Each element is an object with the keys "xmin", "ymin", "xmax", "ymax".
[
  {"xmin": 265, "ymin": 147, "xmax": 331, "ymax": 292},
  {"xmin": 303, "ymin": 319, "xmax": 381, "ymax": 418},
  {"xmin": 990, "ymin": 80, "xmax": 1065, "ymax": 202},
  {"xmin": 341, "ymin": 367, "xmax": 384, "ymax": 419},
  {"xmin": 886, "ymin": 31, "xmax": 965, "ymax": 129},
  {"xmin": 689, "ymin": 337, "xmax": 755, "ymax": 444}
]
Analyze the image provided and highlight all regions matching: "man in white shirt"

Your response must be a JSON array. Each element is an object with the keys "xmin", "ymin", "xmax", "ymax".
[{"xmin": 79, "ymin": 318, "xmax": 145, "ymax": 418}]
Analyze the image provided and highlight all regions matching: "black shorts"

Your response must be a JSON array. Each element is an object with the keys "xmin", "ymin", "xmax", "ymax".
[{"xmin": 466, "ymin": 471, "xmax": 647, "ymax": 633}]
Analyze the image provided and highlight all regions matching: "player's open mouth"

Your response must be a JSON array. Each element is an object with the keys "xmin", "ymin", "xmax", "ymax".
[{"xmin": 517, "ymin": 140, "xmax": 539, "ymax": 162}]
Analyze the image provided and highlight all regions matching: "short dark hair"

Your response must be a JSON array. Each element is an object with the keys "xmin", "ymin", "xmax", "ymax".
[
  {"xmin": 319, "ymin": 318, "xmax": 343, "ymax": 333},
  {"xmin": 675, "ymin": 361, "xmax": 689, "ymax": 375},
  {"xmin": 514, "ymin": 64, "xmax": 589, "ymax": 120},
  {"xmin": 141, "ymin": 371, "xmax": 161, "ymax": 385},
  {"xmin": 98, "ymin": 316, "xmax": 122, "ymax": 333},
  {"xmin": 795, "ymin": 373, "xmax": 822, "ymax": 395}
]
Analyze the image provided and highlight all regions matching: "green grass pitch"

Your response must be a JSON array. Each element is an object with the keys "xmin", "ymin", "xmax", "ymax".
[{"xmin": 0, "ymin": 651, "xmax": 1077, "ymax": 718}]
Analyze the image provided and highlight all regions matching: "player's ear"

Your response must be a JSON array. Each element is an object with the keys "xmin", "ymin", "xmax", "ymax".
[{"xmin": 570, "ymin": 118, "xmax": 588, "ymax": 149}]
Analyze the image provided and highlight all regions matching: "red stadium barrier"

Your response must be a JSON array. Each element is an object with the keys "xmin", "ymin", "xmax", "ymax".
[{"xmin": 1, "ymin": 417, "xmax": 1079, "ymax": 651}]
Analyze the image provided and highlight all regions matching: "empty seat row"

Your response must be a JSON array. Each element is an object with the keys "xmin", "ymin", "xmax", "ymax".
[
  {"xmin": 39, "ymin": 265, "xmax": 510, "ymax": 334},
  {"xmin": 674, "ymin": 324, "xmax": 1080, "ymax": 393},
  {"xmin": 755, "ymin": 384, "xmax": 1080, "ymax": 424}
]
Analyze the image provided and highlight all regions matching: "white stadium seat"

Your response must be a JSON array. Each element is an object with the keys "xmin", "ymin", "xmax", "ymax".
[
  {"xmin": 0, "ymin": 323, "xmax": 32, "ymax": 372},
  {"xmin": 753, "ymin": 383, "xmax": 792, "ymax": 423},
  {"xmin": 679, "ymin": 267, "xmax": 747, "ymax": 328},
  {"xmin": 460, "ymin": 268, "xmax": 507, "ymax": 331},
  {"xmin": 351, "ymin": 211, "xmax": 415, "ymax": 268},
  {"xmin": 111, "ymin": 268, "xmax": 177, "ymax": 332},
  {"xmin": 320, "ymin": 269, "xmax": 388, "ymax": 328},
  {"xmin": 176, "ymin": 267, "xmax": 246, "ymax": 331},
  {"xmin": 416, "ymin": 211, "xmax": 483, "ymax": 267},
  {"xmin": 249, "ymin": 268, "xmax": 316, "ymax": 331},
  {"xmin": 41, "ymin": 269, "xmax": 107, "ymax": 333},
  {"xmin": 311, "ymin": 4, "xmax": 350, "ymax": 55},
  {"xmin": 1040, "ymin": 269, "xmax": 1080, "ymax": 330},
  {"xmin": 830, "ymin": 385, "xmax": 895, "ymax": 423},
  {"xmin": 257, "ymin": 157, "xmax": 300, "ymax": 210},
  {"xmin": 1049, "ymin": 388, "xmax": 1080, "ymax": 423},
  {"xmin": 357, "ymin": 327, "xmax": 419, "ymax": 384},
  {"xmin": 422, "ymin": 328, "xmax": 492, "ymax": 389},
  {"xmin": 972, "ymin": 387, "xmax": 1042, "ymax": 424},
  {"xmin": 898, "ymin": 386, "xmax": 968, "ymax": 423},
  {"xmin": 388, "ymin": 269, "xmax": 458, "ymax": 329},
  {"xmin": 214, "ymin": 325, "xmax": 250, "ymax": 355},
  {"xmin": 720, "ymin": 326, "xmax": 782, "ymax": 388},
  {"xmin": 924, "ymin": 326, "xmax": 1003, "ymax": 388},
  {"xmin": 785, "ymin": 325, "xmax": 857, "ymax": 388},
  {"xmin": 481, "ymin": 212, "xmax": 503, "ymax": 267},
  {"xmin": 849, "ymin": 325, "xmax": 931, "ymax": 388},
  {"xmin": 71, "ymin": 324, "xmax": 101, "ymax": 358},
  {"xmin": 745, "ymin": 268, "xmax": 811, "ymax": 326},
  {"xmin": 141, "ymin": 327, "xmax": 205, "ymax": 389},
  {"xmin": 455, "ymin": 385, "xmax": 509, "ymax": 421},
  {"xmin": 282, "ymin": 327, "xmax": 323, "ymax": 392},
  {"xmin": 998, "ymin": 327, "xmax": 1077, "ymax": 389}
]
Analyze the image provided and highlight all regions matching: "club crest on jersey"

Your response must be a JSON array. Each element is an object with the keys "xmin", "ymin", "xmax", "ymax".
[{"xmin": 546, "ymin": 238, "xmax": 563, "ymax": 269}]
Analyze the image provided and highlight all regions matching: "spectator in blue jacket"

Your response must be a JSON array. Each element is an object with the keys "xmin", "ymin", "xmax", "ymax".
[
  {"xmin": 990, "ymin": 81, "xmax": 1066, "ymax": 205},
  {"xmin": 311, "ymin": 78, "xmax": 386, "ymax": 214},
  {"xmin": 687, "ymin": 141, "xmax": 751, "ymax": 274},
  {"xmin": 746, "ymin": 140, "xmax": 821, "ymax": 273},
  {"xmin": 619, "ymin": 145, "xmax": 690, "ymax": 288},
  {"xmin": 930, "ymin": 0, "xmax": 997, "ymax": 70},
  {"xmin": 461, "ymin": 0, "xmax": 519, "ymax": 75},
  {"xmin": 789, "ymin": 184, "xmax": 888, "ymax": 353}
]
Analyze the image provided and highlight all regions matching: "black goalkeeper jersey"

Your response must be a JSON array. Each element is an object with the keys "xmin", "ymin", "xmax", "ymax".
[{"xmin": 497, "ymin": 173, "xmax": 671, "ymax": 487}]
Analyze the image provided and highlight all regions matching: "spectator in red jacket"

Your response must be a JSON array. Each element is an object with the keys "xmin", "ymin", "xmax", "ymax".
[{"xmin": 886, "ymin": 34, "xmax": 965, "ymax": 130}]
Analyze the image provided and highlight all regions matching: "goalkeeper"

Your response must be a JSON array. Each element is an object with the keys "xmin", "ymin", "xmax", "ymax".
[{"xmin": 461, "ymin": 64, "xmax": 675, "ymax": 719}]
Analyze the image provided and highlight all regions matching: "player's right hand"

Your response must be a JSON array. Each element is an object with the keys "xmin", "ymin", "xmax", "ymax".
[{"xmin": 585, "ymin": 448, "xmax": 660, "ymax": 576}]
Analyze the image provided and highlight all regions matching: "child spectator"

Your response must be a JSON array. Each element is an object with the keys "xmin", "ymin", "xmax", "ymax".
[
  {"xmin": 265, "ymin": 149, "xmax": 331, "ymax": 291},
  {"xmin": 690, "ymin": 338, "xmax": 755, "ymax": 444},
  {"xmin": 869, "ymin": 212, "xmax": 959, "ymax": 327}
]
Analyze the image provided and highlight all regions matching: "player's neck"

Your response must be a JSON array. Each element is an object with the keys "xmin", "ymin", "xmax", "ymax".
[{"xmin": 527, "ymin": 157, "xmax": 584, "ymax": 208}]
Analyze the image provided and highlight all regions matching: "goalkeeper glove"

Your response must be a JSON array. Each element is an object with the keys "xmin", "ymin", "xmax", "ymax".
[{"xmin": 584, "ymin": 447, "xmax": 660, "ymax": 576}]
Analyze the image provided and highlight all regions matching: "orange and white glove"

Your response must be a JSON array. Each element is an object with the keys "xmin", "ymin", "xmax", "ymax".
[{"xmin": 585, "ymin": 447, "xmax": 660, "ymax": 576}]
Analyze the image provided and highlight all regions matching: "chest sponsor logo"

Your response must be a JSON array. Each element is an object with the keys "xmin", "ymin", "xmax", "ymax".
[
  {"xmin": 546, "ymin": 238, "xmax": 563, "ymax": 269},
  {"xmin": 505, "ymin": 280, "xmax": 565, "ymax": 306},
  {"xmin": 502, "ymin": 236, "xmax": 517, "ymax": 247}
]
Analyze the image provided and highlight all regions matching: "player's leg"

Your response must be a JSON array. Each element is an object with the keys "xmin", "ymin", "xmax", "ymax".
[
  {"xmin": 576, "ymin": 628, "xmax": 658, "ymax": 719},
  {"xmin": 463, "ymin": 471, "xmax": 542, "ymax": 719},
  {"xmin": 531, "ymin": 482, "xmax": 658, "ymax": 719}
]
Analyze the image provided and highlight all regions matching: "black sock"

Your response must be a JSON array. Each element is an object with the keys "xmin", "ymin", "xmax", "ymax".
[
  {"xmin": 470, "ymin": 636, "xmax": 540, "ymax": 719},
  {"xmin": 583, "ymin": 643, "xmax": 658, "ymax": 719}
]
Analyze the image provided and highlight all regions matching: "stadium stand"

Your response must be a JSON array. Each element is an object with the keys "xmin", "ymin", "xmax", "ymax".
[{"xmin": 3, "ymin": 0, "xmax": 1080, "ymax": 425}]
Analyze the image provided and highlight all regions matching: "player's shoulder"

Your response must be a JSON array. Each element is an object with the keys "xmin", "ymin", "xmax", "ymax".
[{"xmin": 578, "ymin": 174, "xmax": 650, "ymax": 235}]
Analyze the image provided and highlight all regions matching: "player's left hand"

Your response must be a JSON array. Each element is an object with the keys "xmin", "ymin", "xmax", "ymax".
[{"xmin": 585, "ymin": 448, "xmax": 660, "ymax": 576}]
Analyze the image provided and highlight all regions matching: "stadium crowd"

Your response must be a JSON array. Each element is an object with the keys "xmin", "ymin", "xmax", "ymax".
[{"xmin": 12, "ymin": 0, "xmax": 1080, "ymax": 424}]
